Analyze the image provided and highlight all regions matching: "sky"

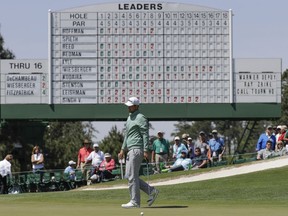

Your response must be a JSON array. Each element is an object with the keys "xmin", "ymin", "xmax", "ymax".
[{"xmin": 0, "ymin": 0, "xmax": 287, "ymax": 142}]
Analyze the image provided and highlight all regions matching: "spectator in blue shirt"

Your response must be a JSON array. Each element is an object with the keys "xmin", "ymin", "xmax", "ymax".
[
  {"xmin": 208, "ymin": 130, "xmax": 225, "ymax": 161},
  {"xmin": 256, "ymin": 125, "xmax": 276, "ymax": 151},
  {"xmin": 64, "ymin": 160, "xmax": 76, "ymax": 180},
  {"xmin": 165, "ymin": 150, "xmax": 192, "ymax": 172},
  {"xmin": 172, "ymin": 136, "xmax": 188, "ymax": 159}
]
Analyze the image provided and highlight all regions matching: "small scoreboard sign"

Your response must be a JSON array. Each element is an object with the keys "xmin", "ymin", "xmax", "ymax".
[
  {"xmin": 0, "ymin": 60, "xmax": 48, "ymax": 104},
  {"xmin": 49, "ymin": 2, "xmax": 233, "ymax": 104}
]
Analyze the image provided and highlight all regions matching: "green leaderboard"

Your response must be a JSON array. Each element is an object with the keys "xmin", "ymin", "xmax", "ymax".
[{"xmin": 0, "ymin": 2, "xmax": 282, "ymax": 120}]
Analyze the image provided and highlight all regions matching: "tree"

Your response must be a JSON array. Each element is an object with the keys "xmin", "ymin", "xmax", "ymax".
[
  {"xmin": 0, "ymin": 33, "xmax": 18, "ymax": 169},
  {"xmin": 277, "ymin": 69, "xmax": 288, "ymax": 123},
  {"xmin": 43, "ymin": 121, "xmax": 95, "ymax": 169},
  {"xmin": 171, "ymin": 121, "xmax": 194, "ymax": 138},
  {"xmin": 98, "ymin": 125, "xmax": 124, "ymax": 163},
  {"xmin": 0, "ymin": 33, "xmax": 15, "ymax": 59}
]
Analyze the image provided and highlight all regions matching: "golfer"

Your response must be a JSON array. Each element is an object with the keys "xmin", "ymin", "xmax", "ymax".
[{"xmin": 118, "ymin": 97, "xmax": 159, "ymax": 208}]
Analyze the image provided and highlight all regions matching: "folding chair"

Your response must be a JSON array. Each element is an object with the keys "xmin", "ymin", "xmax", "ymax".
[
  {"xmin": 7, "ymin": 175, "xmax": 17, "ymax": 194},
  {"xmin": 62, "ymin": 172, "xmax": 74, "ymax": 190},
  {"xmin": 41, "ymin": 172, "xmax": 51, "ymax": 192},
  {"xmin": 74, "ymin": 170, "xmax": 84, "ymax": 187},
  {"xmin": 18, "ymin": 174, "xmax": 27, "ymax": 193},
  {"xmin": 52, "ymin": 172, "xmax": 64, "ymax": 191},
  {"xmin": 33, "ymin": 173, "xmax": 42, "ymax": 192}
]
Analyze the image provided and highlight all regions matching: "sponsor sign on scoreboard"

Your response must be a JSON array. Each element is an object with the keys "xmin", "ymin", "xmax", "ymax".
[{"xmin": 234, "ymin": 59, "xmax": 281, "ymax": 103}]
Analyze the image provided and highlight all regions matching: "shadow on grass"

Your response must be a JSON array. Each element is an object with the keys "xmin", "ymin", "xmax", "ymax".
[{"xmin": 143, "ymin": 205, "xmax": 188, "ymax": 208}]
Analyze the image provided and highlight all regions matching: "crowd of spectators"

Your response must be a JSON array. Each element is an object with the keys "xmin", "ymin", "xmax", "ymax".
[
  {"xmin": 151, "ymin": 129, "xmax": 225, "ymax": 174},
  {"xmin": 256, "ymin": 125, "xmax": 288, "ymax": 160},
  {"xmin": 76, "ymin": 139, "xmax": 116, "ymax": 185},
  {"xmin": 1, "ymin": 123, "xmax": 288, "ymax": 194},
  {"xmin": 151, "ymin": 124, "xmax": 288, "ymax": 174}
]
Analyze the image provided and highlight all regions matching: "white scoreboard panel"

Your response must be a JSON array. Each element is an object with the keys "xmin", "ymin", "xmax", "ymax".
[
  {"xmin": 0, "ymin": 60, "xmax": 48, "ymax": 104},
  {"xmin": 234, "ymin": 59, "xmax": 282, "ymax": 103},
  {"xmin": 49, "ymin": 2, "xmax": 233, "ymax": 104}
]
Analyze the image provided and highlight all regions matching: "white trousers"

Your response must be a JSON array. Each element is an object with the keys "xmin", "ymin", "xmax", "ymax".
[{"xmin": 125, "ymin": 149, "xmax": 154, "ymax": 205}]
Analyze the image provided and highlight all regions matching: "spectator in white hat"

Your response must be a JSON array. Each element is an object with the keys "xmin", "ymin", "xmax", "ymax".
[
  {"xmin": 97, "ymin": 153, "xmax": 116, "ymax": 182},
  {"xmin": 172, "ymin": 136, "xmax": 188, "ymax": 159},
  {"xmin": 85, "ymin": 143, "xmax": 104, "ymax": 180},
  {"xmin": 274, "ymin": 125, "xmax": 282, "ymax": 141},
  {"xmin": 64, "ymin": 160, "xmax": 76, "ymax": 180}
]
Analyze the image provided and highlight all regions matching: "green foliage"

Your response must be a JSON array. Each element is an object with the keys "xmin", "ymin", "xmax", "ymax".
[
  {"xmin": 0, "ymin": 33, "xmax": 15, "ymax": 59},
  {"xmin": 43, "ymin": 121, "xmax": 95, "ymax": 169},
  {"xmin": 0, "ymin": 121, "xmax": 46, "ymax": 172},
  {"xmin": 98, "ymin": 125, "xmax": 124, "ymax": 163},
  {"xmin": 171, "ymin": 121, "xmax": 194, "ymax": 138},
  {"xmin": 0, "ymin": 120, "xmax": 94, "ymax": 172},
  {"xmin": 277, "ymin": 69, "xmax": 288, "ymax": 123}
]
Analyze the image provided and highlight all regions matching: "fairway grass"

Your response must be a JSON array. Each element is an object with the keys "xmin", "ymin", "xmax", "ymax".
[
  {"xmin": 0, "ymin": 202, "xmax": 287, "ymax": 216},
  {"xmin": 1, "ymin": 163, "xmax": 288, "ymax": 216}
]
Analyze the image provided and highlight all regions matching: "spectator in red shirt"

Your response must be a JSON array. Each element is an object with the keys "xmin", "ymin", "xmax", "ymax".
[
  {"xmin": 92, "ymin": 153, "xmax": 116, "ymax": 182},
  {"xmin": 77, "ymin": 139, "xmax": 92, "ymax": 180},
  {"xmin": 278, "ymin": 125, "xmax": 287, "ymax": 143}
]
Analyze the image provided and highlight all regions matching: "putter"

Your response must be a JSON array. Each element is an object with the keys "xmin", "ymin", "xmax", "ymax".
[
  {"xmin": 146, "ymin": 158, "xmax": 150, "ymax": 195},
  {"xmin": 119, "ymin": 157, "xmax": 124, "ymax": 179}
]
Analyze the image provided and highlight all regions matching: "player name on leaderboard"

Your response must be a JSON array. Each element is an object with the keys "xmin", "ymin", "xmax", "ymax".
[{"xmin": 50, "ymin": 2, "xmax": 232, "ymax": 104}]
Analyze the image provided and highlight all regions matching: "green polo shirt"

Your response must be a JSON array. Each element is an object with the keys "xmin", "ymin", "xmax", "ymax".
[
  {"xmin": 152, "ymin": 138, "xmax": 170, "ymax": 154},
  {"xmin": 121, "ymin": 109, "xmax": 149, "ymax": 152}
]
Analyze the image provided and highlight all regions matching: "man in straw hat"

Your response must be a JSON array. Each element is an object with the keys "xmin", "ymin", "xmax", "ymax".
[{"xmin": 77, "ymin": 139, "xmax": 92, "ymax": 181}]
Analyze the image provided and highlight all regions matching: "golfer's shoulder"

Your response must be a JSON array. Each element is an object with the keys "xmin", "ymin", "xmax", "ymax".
[{"xmin": 135, "ymin": 112, "xmax": 147, "ymax": 121}]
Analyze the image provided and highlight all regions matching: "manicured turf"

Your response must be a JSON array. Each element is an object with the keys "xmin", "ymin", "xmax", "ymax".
[{"xmin": 1, "ymin": 163, "xmax": 288, "ymax": 216}]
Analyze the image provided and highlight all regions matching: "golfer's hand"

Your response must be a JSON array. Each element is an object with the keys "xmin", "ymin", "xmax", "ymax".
[
  {"xmin": 118, "ymin": 150, "xmax": 124, "ymax": 159},
  {"xmin": 144, "ymin": 151, "xmax": 149, "ymax": 161}
]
